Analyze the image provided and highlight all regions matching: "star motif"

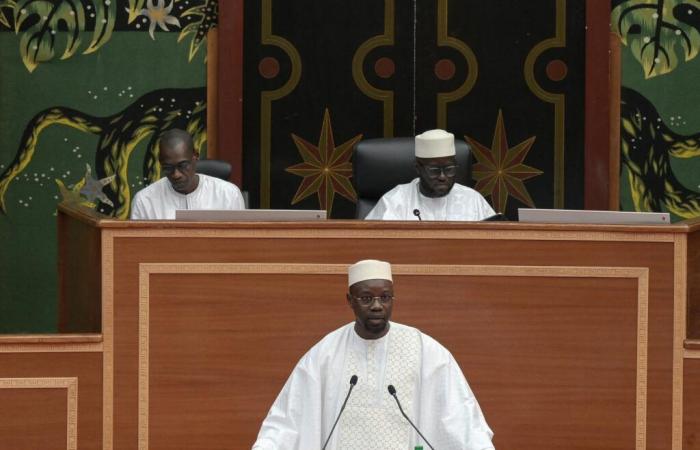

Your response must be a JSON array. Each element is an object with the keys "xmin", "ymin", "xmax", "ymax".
[
  {"xmin": 286, "ymin": 109, "xmax": 362, "ymax": 214},
  {"xmin": 56, "ymin": 164, "xmax": 115, "ymax": 209},
  {"xmin": 79, "ymin": 164, "xmax": 116, "ymax": 207},
  {"xmin": 134, "ymin": 0, "xmax": 181, "ymax": 40},
  {"xmin": 465, "ymin": 110, "xmax": 542, "ymax": 213},
  {"xmin": 56, "ymin": 175, "xmax": 91, "ymax": 207}
]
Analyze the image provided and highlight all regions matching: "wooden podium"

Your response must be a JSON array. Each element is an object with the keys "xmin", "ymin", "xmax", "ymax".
[{"xmin": 1, "ymin": 202, "xmax": 699, "ymax": 450}]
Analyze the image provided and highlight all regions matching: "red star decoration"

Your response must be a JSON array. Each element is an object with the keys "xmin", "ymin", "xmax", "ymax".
[
  {"xmin": 465, "ymin": 110, "xmax": 542, "ymax": 213},
  {"xmin": 286, "ymin": 109, "xmax": 362, "ymax": 214}
]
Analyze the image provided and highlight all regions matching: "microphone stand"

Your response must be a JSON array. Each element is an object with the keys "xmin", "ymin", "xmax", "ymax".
[
  {"xmin": 321, "ymin": 375, "xmax": 358, "ymax": 450},
  {"xmin": 388, "ymin": 385, "xmax": 435, "ymax": 450}
]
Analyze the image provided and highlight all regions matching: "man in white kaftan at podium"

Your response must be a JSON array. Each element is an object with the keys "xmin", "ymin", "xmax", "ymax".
[{"xmin": 252, "ymin": 259, "xmax": 494, "ymax": 450}]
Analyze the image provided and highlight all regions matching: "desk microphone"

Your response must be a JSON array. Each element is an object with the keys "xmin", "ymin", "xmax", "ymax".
[
  {"xmin": 322, "ymin": 375, "xmax": 358, "ymax": 450},
  {"xmin": 413, "ymin": 209, "xmax": 422, "ymax": 221},
  {"xmin": 387, "ymin": 384, "xmax": 435, "ymax": 450}
]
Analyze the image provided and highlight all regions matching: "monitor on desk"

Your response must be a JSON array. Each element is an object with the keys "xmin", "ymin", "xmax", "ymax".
[
  {"xmin": 518, "ymin": 208, "xmax": 670, "ymax": 225},
  {"xmin": 175, "ymin": 209, "xmax": 327, "ymax": 221}
]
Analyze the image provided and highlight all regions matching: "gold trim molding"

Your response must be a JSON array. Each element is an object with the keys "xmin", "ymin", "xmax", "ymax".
[
  {"xmin": 436, "ymin": 0, "xmax": 478, "ymax": 129},
  {"xmin": 259, "ymin": 0, "xmax": 302, "ymax": 207},
  {"xmin": 0, "ymin": 377, "xmax": 78, "ymax": 450},
  {"xmin": 105, "ymin": 227, "xmax": 675, "ymax": 243},
  {"xmin": 523, "ymin": 0, "xmax": 566, "ymax": 208},
  {"xmin": 352, "ymin": 0, "xmax": 395, "ymax": 137}
]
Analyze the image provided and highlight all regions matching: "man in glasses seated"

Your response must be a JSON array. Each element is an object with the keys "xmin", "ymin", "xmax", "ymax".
[
  {"xmin": 365, "ymin": 129, "xmax": 494, "ymax": 221},
  {"xmin": 253, "ymin": 259, "xmax": 494, "ymax": 450},
  {"xmin": 130, "ymin": 128, "xmax": 244, "ymax": 220}
]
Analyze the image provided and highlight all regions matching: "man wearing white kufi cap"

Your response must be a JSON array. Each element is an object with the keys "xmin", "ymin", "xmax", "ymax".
[
  {"xmin": 253, "ymin": 259, "xmax": 495, "ymax": 450},
  {"xmin": 365, "ymin": 129, "xmax": 495, "ymax": 221}
]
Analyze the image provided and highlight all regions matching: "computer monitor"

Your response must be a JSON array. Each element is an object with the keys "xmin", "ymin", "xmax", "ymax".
[
  {"xmin": 175, "ymin": 209, "xmax": 327, "ymax": 221},
  {"xmin": 517, "ymin": 208, "xmax": 670, "ymax": 225}
]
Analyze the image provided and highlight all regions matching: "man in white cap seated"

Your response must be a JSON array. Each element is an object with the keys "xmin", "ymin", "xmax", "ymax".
[
  {"xmin": 365, "ymin": 129, "xmax": 495, "ymax": 221},
  {"xmin": 253, "ymin": 259, "xmax": 495, "ymax": 450}
]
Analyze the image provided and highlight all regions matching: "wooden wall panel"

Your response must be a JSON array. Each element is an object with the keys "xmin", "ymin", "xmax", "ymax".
[
  {"xmin": 0, "ymin": 351, "xmax": 102, "ymax": 450},
  {"xmin": 108, "ymin": 230, "xmax": 676, "ymax": 449},
  {"xmin": 0, "ymin": 388, "xmax": 68, "ymax": 450},
  {"xmin": 688, "ymin": 231, "xmax": 700, "ymax": 339},
  {"xmin": 684, "ymin": 358, "xmax": 700, "ymax": 449},
  {"xmin": 135, "ymin": 266, "xmax": 644, "ymax": 449},
  {"xmin": 58, "ymin": 208, "xmax": 102, "ymax": 333}
]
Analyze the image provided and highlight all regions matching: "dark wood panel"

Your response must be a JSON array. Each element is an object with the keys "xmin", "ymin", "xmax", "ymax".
[
  {"xmin": 688, "ymin": 232, "xmax": 700, "ymax": 339},
  {"xmin": 0, "ymin": 352, "xmax": 102, "ymax": 450},
  {"xmin": 58, "ymin": 206, "xmax": 102, "ymax": 333},
  {"xmin": 0, "ymin": 388, "xmax": 67, "ymax": 450},
  {"xmin": 111, "ymin": 232, "xmax": 676, "ymax": 448},
  {"xmin": 142, "ymin": 272, "xmax": 640, "ymax": 449},
  {"xmin": 684, "ymin": 358, "xmax": 700, "ymax": 450}
]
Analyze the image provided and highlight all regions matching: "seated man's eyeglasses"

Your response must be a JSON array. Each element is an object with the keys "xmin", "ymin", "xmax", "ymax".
[
  {"xmin": 161, "ymin": 160, "xmax": 193, "ymax": 175},
  {"xmin": 351, "ymin": 294, "xmax": 394, "ymax": 306},
  {"xmin": 420, "ymin": 164, "xmax": 458, "ymax": 178}
]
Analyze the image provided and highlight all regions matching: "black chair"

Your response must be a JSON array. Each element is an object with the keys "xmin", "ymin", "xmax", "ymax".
[
  {"xmin": 196, "ymin": 159, "xmax": 232, "ymax": 181},
  {"xmin": 352, "ymin": 137, "xmax": 473, "ymax": 219}
]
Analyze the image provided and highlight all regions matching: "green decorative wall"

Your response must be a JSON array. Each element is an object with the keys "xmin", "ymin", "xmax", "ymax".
[
  {"xmin": 613, "ymin": 0, "xmax": 700, "ymax": 220},
  {"xmin": 0, "ymin": 0, "xmax": 215, "ymax": 332}
]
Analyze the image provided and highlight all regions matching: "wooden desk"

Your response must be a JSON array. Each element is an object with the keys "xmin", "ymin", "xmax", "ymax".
[{"xmin": 3, "ymin": 202, "xmax": 699, "ymax": 450}]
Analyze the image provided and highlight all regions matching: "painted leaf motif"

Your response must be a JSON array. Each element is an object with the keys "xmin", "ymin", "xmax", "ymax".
[
  {"xmin": 0, "ymin": 0, "xmax": 16, "ymax": 29},
  {"xmin": 84, "ymin": 0, "xmax": 117, "ymax": 54},
  {"xmin": 612, "ymin": 0, "xmax": 700, "ymax": 78},
  {"xmin": 14, "ymin": 1, "xmax": 86, "ymax": 72},
  {"xmin": 178, "ymin": 0, "xmax": 217, "ymax": 62},
  {"xmin": 126, "ymin": 0, "xmax": 145, "ymax": 24}
]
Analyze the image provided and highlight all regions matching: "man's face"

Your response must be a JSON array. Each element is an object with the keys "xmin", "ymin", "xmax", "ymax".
[
  {"xmin": 159, "ymin": 142, "xmax": 198, "ymax": 194},
  {"xmin": 415, "ymin": 155, "xmax": 458, "ymax": 198},
  {"xmin": 346, "ymin": 279, "xmax": 394, "ymax": 339}
]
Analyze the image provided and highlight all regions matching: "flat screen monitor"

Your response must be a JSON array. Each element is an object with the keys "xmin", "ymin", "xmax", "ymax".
[
  {"xmin": 517, "ymin": 208, "xmax": 670, "ymax": 225},
  {"xmin": 175, "ymin": 209, "xmax": 327, "ymax": 221}
]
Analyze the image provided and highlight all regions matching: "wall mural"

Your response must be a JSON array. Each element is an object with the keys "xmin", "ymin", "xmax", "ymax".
[
  {"xmin": 612, "ymin": 0, "xmax": 700, "ymax": 220},
  {"xmin": 0, "ymin": 0, "xmax": 214, "ymax": 332}
]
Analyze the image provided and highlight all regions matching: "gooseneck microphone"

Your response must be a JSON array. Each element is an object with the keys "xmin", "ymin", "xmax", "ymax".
[
  {"xmin": 387, "ymin": 384, "xmax": 435, "ymax": 450},
  {"xmin": 413, "ymin": 209, "xmax": 422, "ymax": 221},
  {"xmin": 321, "ymin": 375, "xmax": 358, "ymax": 450}
]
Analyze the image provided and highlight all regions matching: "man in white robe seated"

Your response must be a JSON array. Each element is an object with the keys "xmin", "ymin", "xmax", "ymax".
[
  {"xmin": 130, "ymin": 128, "xmax": 245, "ymax": 220},
  {"xmin": 364, "ymin": 129, "xmax": 495, "ymax": 221},
  {"xmin": 253, "ymin": 259, "xmax": 495, "ymax": 450}
]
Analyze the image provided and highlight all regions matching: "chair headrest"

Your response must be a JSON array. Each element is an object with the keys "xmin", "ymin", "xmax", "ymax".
[
  {"xmin": 196, "ymin": 159, "xmax": 232, "ymax": 181},
  {"xmin": 352, "ymin": 137, "xmax": 472, "ymax": 198}
]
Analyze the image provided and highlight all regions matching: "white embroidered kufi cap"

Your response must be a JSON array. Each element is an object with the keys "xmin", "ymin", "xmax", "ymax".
[
  {"xmin": 348, "ymin": 259, "xmax": 393, "ymax": 286},
  {"xmin": 415, "ymin": 129, "xmax": 456, "ymax": 158}
]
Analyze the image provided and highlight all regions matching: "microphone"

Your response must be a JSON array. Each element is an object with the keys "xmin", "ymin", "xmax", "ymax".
[
  {"xmin": 413, "ymin": 209, "xmax": 422, "ymax": 221},
  {"xmin": 387, "ymin": 384, "xmax": 435, "ymax": 450},
  {"xmin": 322, "ymin": 375, "xmax": 358, "ymax": 450}
]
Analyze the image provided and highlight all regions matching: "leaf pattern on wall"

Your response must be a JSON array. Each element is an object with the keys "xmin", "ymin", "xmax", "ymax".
[
  {"xmin": 0, "ymin": 0, "xmax": 15, "ymax": 29},
  {"xmin": 126, "ymin": 0, "xmax": 145, "ymax": 23},
  {"xmin": 4, "ymin": 0, "xmax": 217, "ymax": 72},
  {"xmin": 0, "ymin": 87, "xmax": 207, "ymax": 218},
  {"xmin": 178, "ymin": 0, "xmax": 217, "ymax": 61},
  {"xmin": 620, "ymin": 87, "xmax": 700, "ymax": 218},
  {"xmin": 13, "ymin": 0, "xmax": 116, "ymax": 72},
  {"xmin": 612, "ymin": 0, "xmax": 700, "ymax": 78}
]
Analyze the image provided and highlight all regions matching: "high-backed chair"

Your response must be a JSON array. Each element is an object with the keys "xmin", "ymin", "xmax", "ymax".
[
  {"xmin": 352, "ymin": 137, "xmax": 473, "ymax": 219},
  {"xmin": 196, "ymin": 159, "xmax": 232, "ymax": 181}
]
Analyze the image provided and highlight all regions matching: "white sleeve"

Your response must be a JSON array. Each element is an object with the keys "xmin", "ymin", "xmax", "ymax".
[
  {"xmin": 130, "ymin": 193, "xmax": 147, "ymax": 220},
  {"xmin": 418, "ymin": 336, "xmax": 495, "ymax": 450},
  {"xmin": 252, "ymin": 354, "xmax": 324, "ymax": 450},
  {"xmin": 477, "ymin": 194, "xmax": 496, "ymax": 220},
  {"xmin": 365, "ymin": 194, "xmax": 403, "ymax": 220}
]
